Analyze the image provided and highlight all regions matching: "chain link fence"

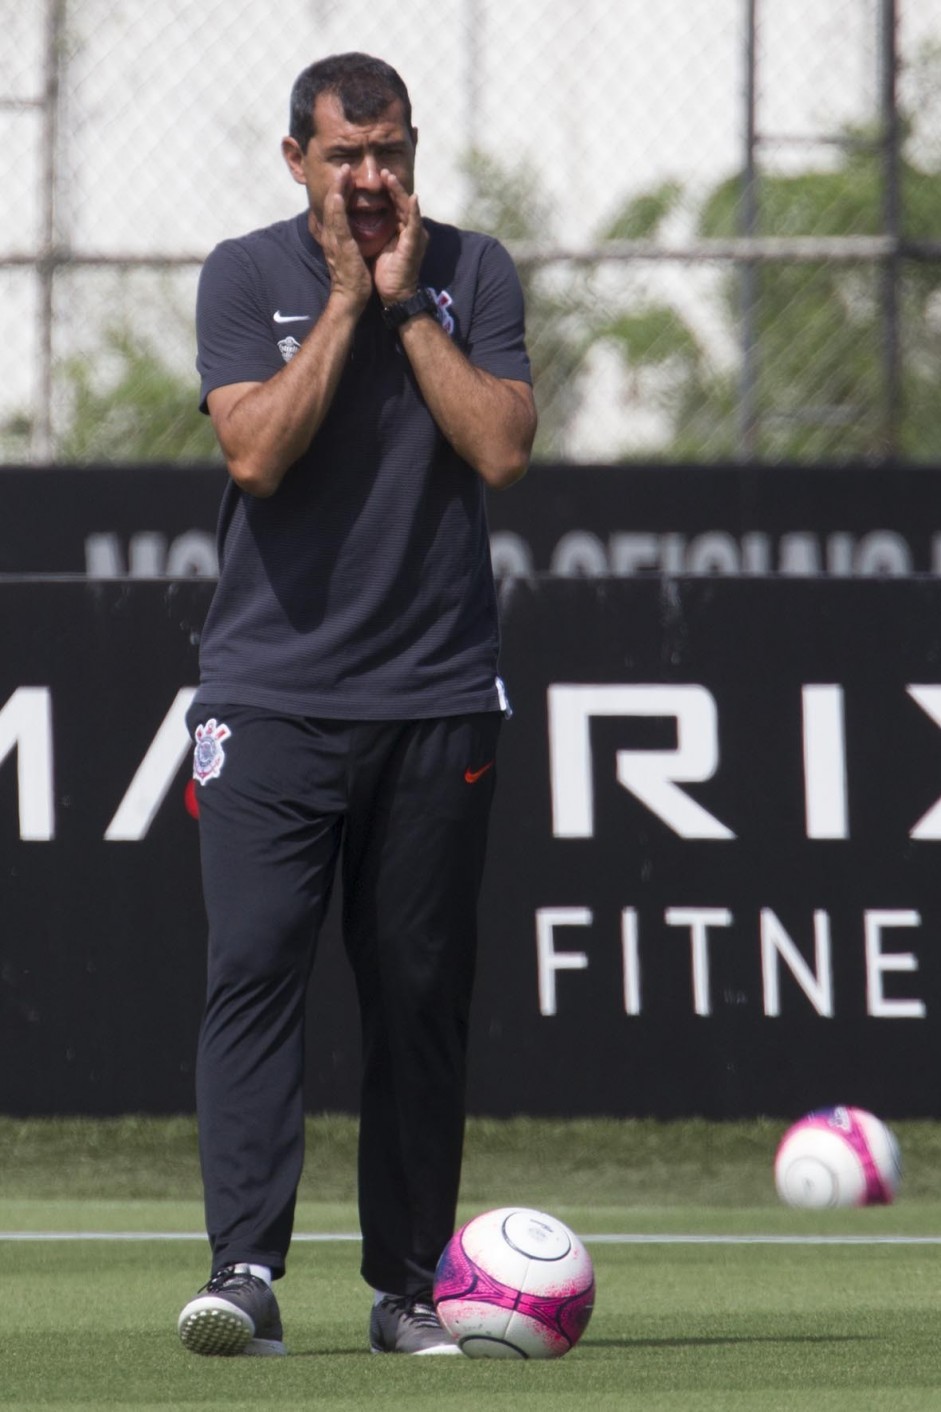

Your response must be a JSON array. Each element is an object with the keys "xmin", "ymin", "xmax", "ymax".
[{"xmin": 2, "ymin": 0, "xmax": 940, "ymax": 465}]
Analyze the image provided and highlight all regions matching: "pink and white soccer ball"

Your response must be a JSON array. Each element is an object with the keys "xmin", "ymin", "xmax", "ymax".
[
  {"xmin": 433, "ymin": 1206, "xmax": 595, "ymax": 1359},
  {"xmin": 774, "ymin": 1106, "xmax": 901, "ymax": 1209}
]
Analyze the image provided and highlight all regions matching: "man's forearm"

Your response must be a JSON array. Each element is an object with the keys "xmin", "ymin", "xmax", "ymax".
[
  {"xmin": 211, "ymin": 293, "xmax": 362, "ymax": 497},
  {"xmin": 397, "ymin": 316, "xmax": 537, "ymax": 489}
]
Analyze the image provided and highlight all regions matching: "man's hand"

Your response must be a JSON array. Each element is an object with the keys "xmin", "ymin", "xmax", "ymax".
[
  {"xmin": 373, "ymin": 169, "xmax": 429, "ymax": 305},
  {"xmin": 318, "ymin": 165, "xmax": 374, "ymax": 311}
]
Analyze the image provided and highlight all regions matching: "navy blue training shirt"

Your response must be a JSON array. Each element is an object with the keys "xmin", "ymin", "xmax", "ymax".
[{"xmin": 193, "ymin": 212, "xmax": 532, "ymax": 719}]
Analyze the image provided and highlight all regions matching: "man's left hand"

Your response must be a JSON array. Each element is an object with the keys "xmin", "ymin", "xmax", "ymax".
[{"xmin": 373, "ymin": 170, "xmax": 429, "ymax": 304}]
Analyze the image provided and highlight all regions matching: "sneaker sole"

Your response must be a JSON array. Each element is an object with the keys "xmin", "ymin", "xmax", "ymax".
[
  {"xmin": 370, "ymin": 1341, "xmax": 462, "ymax": 1356},
  {"xmin": 178, "ymin": 1296, "xmax": 286, "ymax": 1357},
  {"xmin": 244, "ymin": 1337, "xmax": 288, "ymax": 1357}
]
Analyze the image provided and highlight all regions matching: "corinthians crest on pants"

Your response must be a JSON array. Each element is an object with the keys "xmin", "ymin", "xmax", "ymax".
[{"xmin": 193, "ymin": 718, "xmax": 231, "ymax": 784}]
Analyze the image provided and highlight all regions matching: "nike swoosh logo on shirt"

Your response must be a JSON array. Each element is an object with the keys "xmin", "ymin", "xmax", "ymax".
[
  {"xmin": 273, "ymin": 311, "xmax": 312, "ymax": 323},
  {"xmin": 464, "ymin": 761, "xmax": 495, "ymax": 784}
]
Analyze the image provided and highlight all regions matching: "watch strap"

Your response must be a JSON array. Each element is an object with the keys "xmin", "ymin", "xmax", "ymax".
[{"xmin": 381, "ymin": 287, "xmax": 438, "ymax": 330}]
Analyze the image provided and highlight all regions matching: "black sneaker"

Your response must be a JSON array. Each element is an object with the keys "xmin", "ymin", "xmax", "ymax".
[
  {"xmin": 177, "ymin": 1264, "xmax": 286, "ymax": 1356},
  {"xmin": 369, "ymin": 1293, "xmax": 461, "ymax": 1355}
]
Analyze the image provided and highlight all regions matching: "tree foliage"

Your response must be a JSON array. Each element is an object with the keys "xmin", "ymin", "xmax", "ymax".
[
  {"xmin": 57, "ymin": 325, "xmax": 220, "ymax": 463},
  {"xmin": 460, "ymin": 150, "xmax": 598, "ymax": 459},
  {"xmin": 599, "ymin": 131, "xmax": 941, "ymax": 462}
]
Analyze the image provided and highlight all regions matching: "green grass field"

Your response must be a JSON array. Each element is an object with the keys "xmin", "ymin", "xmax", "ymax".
[{"xmin": 3, "ymin": 1115, "xmax": 941, "ymax": 1410}]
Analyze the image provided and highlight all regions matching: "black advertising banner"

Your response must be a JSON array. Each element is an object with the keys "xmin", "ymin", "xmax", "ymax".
[
  {"xmin": 484, "ymin": 462, "xmax": 941, "ymax": 578},
  {"xmin": 0, "ymin": 582, "xmax": 215, "ymax": 1116},
  {"xmin": 4, "ymin": 462, "xmax": 941, "ymax": 579},
  {"xmin": 485, "ymin": 575, "xmax": 941, "ymax": 1119},
  {"xmin": 2, "ymin": 576, "xmax": 941, "ymax": 1118},
  {"xmin": 0, "ymin": 465, "xmax": 228, "ymax": 577}
]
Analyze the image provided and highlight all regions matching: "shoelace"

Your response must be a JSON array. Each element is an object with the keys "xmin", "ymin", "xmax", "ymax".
[
  {"xmin": 379, "ymin": 1295, "xmax": 441, "ymax": 1327},
  {"xmin": 405, "ymin": 1300, "xmax": 442, "ymax": 1328},
  {"xmin": 203, "ymin": 1266, "xmax": 258, "ymax": 1295}
]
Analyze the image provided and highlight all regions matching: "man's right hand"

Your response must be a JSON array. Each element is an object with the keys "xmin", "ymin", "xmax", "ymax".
[{"xmin": 319, "ymin": 165, "xmax": 373, "ymax": 312}]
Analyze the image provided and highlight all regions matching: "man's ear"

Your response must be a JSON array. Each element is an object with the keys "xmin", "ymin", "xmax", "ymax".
[{"xmin": 281, "ymin": 135, "xmax": 306, "ymax": 184}]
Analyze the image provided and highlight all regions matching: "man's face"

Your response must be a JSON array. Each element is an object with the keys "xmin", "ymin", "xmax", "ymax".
[{"xmin": 283, "ymin": 92, "xmax": 417, "ymax": 261}]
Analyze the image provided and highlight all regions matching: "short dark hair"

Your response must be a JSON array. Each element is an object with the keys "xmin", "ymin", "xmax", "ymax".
[{"xmin": 289, "ymin": 53, "xmax": 414, "ymax": 152}]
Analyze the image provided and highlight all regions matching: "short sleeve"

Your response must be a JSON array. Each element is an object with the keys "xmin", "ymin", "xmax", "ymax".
[
  {"xmin": 195, "ymin": 240, "xmax": 284, "ymax": 411},
  {"xmin": 464, "ymin": 239, "xmax": 533, "ymax": 385}
]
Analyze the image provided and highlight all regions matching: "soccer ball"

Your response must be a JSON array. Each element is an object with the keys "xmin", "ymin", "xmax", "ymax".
[
  {"xmin": 774, "ymin": 1106, "xmax": 901, "ymax": 1209},
  {"xmin": 433, "ymin": 1206, "xmax": 595, "ymax": 1359}
]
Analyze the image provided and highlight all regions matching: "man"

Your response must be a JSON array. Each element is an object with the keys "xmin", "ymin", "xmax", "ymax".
[{"xmin": 176, "ymin": 52, "xmax": 536, "ymax": 1358}]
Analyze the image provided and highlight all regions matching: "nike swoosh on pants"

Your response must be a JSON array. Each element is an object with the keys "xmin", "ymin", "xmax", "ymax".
[{"xmin": 464, "ymin": 761, "xmax": 495, "ymax": 784}]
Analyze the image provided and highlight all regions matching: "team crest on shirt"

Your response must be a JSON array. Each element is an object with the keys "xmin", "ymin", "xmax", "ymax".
[
  {"xmin": 278, "ymin": 335, "xmax": 302, "ymax": 363},
  {"xmin": 193, "ymin": 718, "xmax": 232, "ymax": 785},
  {"xmin": 428, "ymin": 287, "xmax": 455, "ymax": 336}
]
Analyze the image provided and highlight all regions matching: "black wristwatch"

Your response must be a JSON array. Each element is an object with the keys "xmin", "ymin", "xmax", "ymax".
[{"xmin": 381, "ymin": 287, "xmax": 438, "ymax": 330}]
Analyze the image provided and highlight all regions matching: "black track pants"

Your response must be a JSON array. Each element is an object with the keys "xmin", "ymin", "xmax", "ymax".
[{"xmin": 187, "ymin": 704, "xmax": 501, "ymax": 1294}]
